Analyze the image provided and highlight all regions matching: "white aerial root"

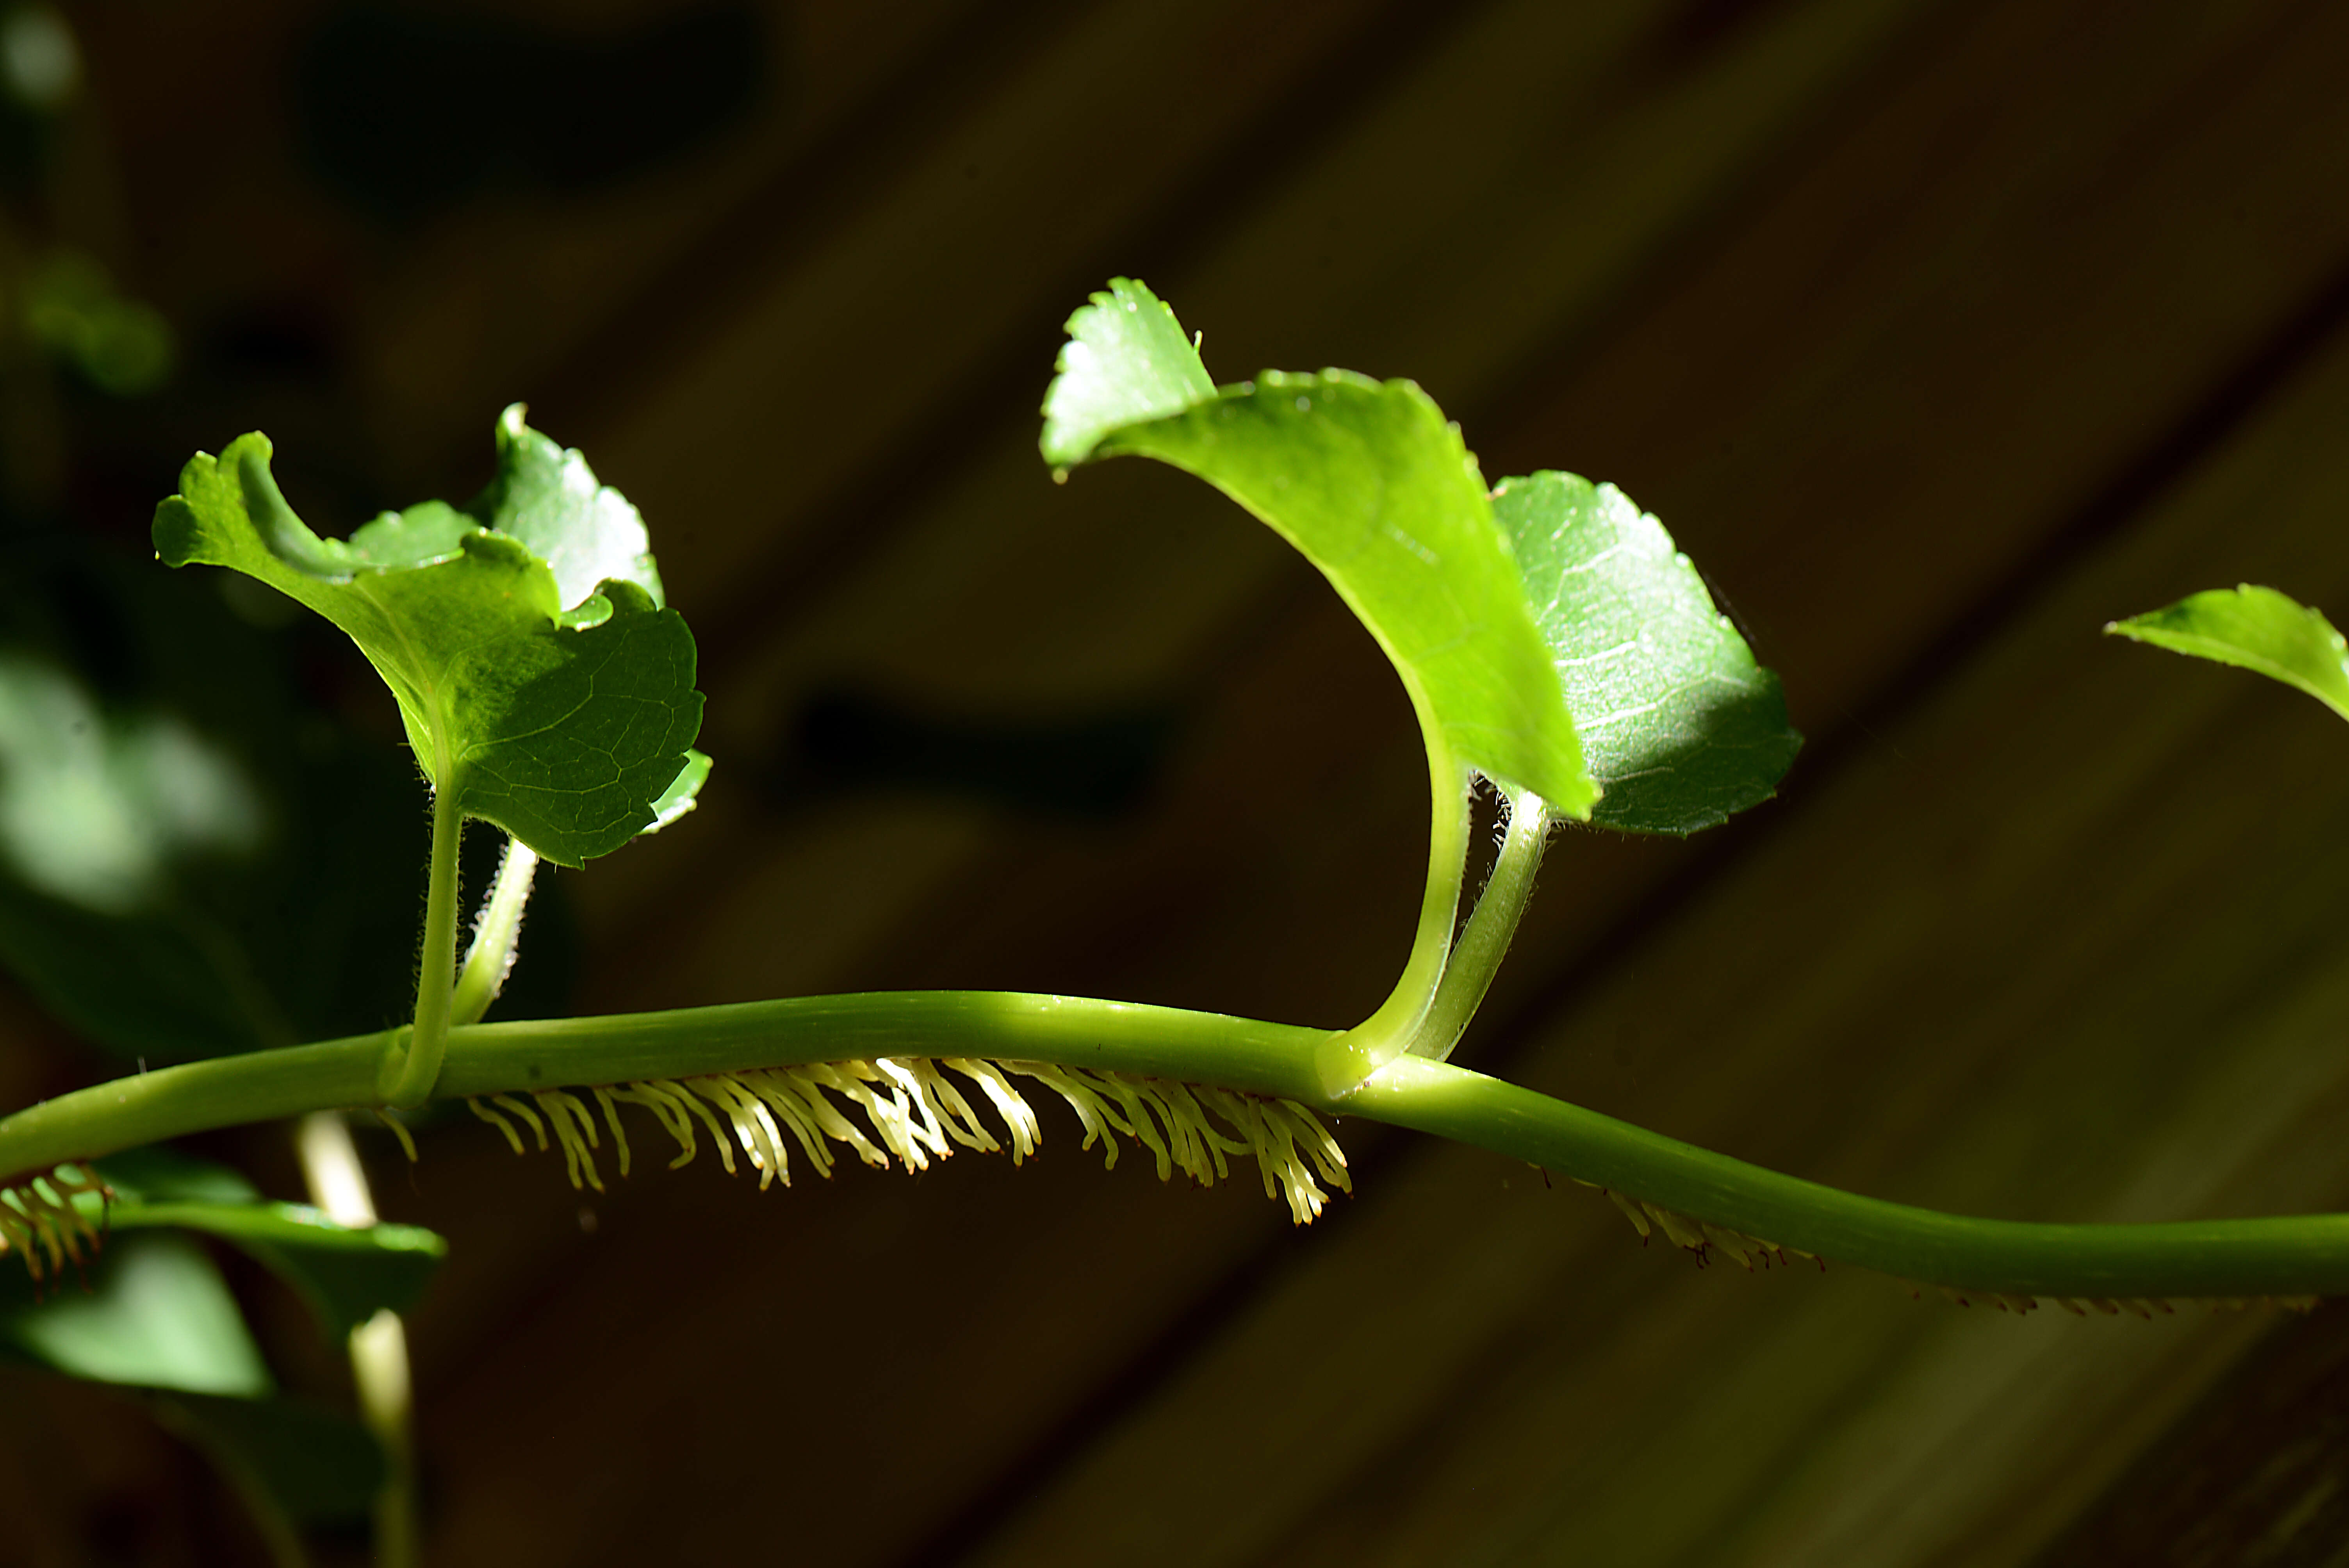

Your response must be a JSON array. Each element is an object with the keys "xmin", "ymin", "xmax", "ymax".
[{"xmin": 469, "ymin": 1058, "xmax": 1351, "ymax": 1224}]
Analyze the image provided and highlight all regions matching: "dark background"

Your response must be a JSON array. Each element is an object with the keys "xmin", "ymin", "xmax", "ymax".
[{"xmin": 8, "ymin": 0, "xmax": 2349, "ymax": 1561}]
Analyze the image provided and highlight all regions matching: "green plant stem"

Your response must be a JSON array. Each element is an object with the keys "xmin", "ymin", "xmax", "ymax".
[
  {"xmin": 384, "ymin": 785, "xmax": 462, "ymax": 1108},
  {"xmin": 450, "ymin": 836, "xmax": 538, "ymax": 1028},
  {"xmin": 1353, "ymin": 1057, "xmax": 2349, "ymax": 1299},
  {"xmin": 1317, "ymin": 696, "xmax": 1470, "ymax": 1093},
  {"xmin": 295, "ymin": 1113, "xmax": 416, "ymax": 1568},
  {"xmin": 0, "ymin": 995, "xmax": 1325, "ymax": 1177},
  {"xmin": 1410, "ymin": 786, "xmax": 1548, "ymax": 1062},
  {"xmin": 10, "ymin": 994, "xmax": 2349, "ymax": 1300}
]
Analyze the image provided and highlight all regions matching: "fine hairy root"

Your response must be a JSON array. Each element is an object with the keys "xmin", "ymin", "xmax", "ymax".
[{"xmin": 468, "ymin": 1057, "xmax": 1352, "ymax": 1224}]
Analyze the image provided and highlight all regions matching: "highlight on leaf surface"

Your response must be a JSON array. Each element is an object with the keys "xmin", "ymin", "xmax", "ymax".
[
  {"xmin": 1042, "ymin": 278, "xmax": 1595, "ymax": 814},
  {"xmin": 1493, "ymin": 472, "xmax": 1800, "ymax": 833},
  {"xmin": 2107, "ymin": 584, "xmax": 2349, "ymax": 722},
  {"xmin": 1040, "ymin": 277, "xmax": 1215, "ymax": 469},
  {"xmin": 151, "ymin": 411, "xmax": 705, "ymax": 865}
]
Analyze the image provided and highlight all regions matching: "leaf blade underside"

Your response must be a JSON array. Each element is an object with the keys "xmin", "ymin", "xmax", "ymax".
[{"xmin": 1493, "ymin": 471, "xmax": 1800, "ymax": 834}]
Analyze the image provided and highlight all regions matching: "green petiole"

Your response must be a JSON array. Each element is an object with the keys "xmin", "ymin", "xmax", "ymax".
[
  {"xmin": 1317, "ymin": 714, "xmax": 1471, "ymax": 1094},
  {"xmin": 380, "ymin": 780, "xmax": 463, "ymax": 1109},
  {"xmin": 451, "ymin": 836, "xmax": 540, "ymax": 1030},
  {"xmin": 1410, "ymin": 784, "xmax": 1549, "ymax": 1064}
]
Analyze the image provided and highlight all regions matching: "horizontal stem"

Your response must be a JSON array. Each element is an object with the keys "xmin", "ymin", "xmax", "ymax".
[
  {"xmin": 0, "ymin": 994, "xmax": 1329, "ymax": 1177},
  {"xmin": 6, "ymin": 997, "xmax": 2349, "ymax": 1300},
  {"xmin": 1355, "ymin": 1056, "xmax": 2349, "ymax": 1300}
]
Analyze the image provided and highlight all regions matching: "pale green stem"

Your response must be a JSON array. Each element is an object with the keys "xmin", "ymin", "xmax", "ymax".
[
  {"xmin": 383, "ymin": 787, "xmax": 462, "ymax": 1107},
  {"xmin": 1409, "ymin": 786, "xmax": 1548, "ymax": 1062},
  {"xmin": 295, "ymin": 1112, "xmax": 417, "ymax": 1568},
  {"xmin": 13, "ymin": 995, "xmax": 2349, "ymax": 1300},
  {"xmin": 1316, "ymin": 686, "xmax": 1470, "ymax": 1094},
  {"xmin": 451, "ymin": 837, "xmax": 538, "ymax": 1028}
]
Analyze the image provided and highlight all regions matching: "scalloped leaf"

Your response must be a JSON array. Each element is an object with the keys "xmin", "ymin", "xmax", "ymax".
[
  {"xmin": 1042, "ymin": 280, "xmax": 1593, "ymax": 814},
  {"xmin": 1493, "ymin": 472, "xmax": 1800, "ymax": 834},
  {"xmin": 467, "ymin": 401, "xmax": 666, "ymax": 609},
  {"xmin": 2107, "ymin": 584, "xmax": 2349, "ymax": 722},
  {"xmin": 152, "ymin": 421, "xmax": 703, "ymax": 866},
  {"xmin": 1041, "ymin": 278, "xmax": 1215, "ymax": 469}
]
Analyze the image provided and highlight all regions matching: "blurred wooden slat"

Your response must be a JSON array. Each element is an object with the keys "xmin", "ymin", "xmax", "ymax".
[
  {"xmin": 410, "ymin": 4, "xmax": 1951, "ymax": 1564},
  {"xmin": 2037, "ymin": 1303, "xmax": 2349, "ymax": 1565},
  {"xmin": 38, "ymin": 0, "xmax": 2349, "ymax": 1562},
  {"xmin": 957, "ymin": 253, "xmax": 2349, "ymax": 1568},
  {"xmin": 570, "ymin": 0, "xmax": 1942, "ymax": 1011},
  {"xmin": 389, "ymin": 3, "xmax": 2349, "ymax": 1566},
  {"xmin": 592, "ymin": 0, "xmax": 1469, "ymax": 625}
]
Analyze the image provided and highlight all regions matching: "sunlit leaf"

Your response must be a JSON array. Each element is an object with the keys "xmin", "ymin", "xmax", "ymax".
[
  {"xmin": 1040, "ymin": 278, "xmax": 1215, "ymax": 469},
  {"xmin": 469, "ymin": 402, "xmax": 666, "ymax": 609},
  {"xmin": 1043, "ymin": 280, "xmax": 1594, "ymax": 813},
  {"xmin": 1493, "ymin": 471, "xmax": 1800, "ymax": 834},
  {"xmin": 2107, "ymin": 584, "xmax": 2349, "ymax": 722},
  {"xmin": 152, "ymin": 416, "xmax": 704, "ymax": 866}
]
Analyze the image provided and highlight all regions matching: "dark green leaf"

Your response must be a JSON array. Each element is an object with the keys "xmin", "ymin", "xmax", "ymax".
[
  {"xmin": 1043, "ymin": 282, "xmax": 1594, "ymax": 813},
  {"xmin": 1492, "ymin": 472, "xmax": 1800, "ymax": 834},
  {"xmin": 156, "ymin": 1391, "xmax": 383, "ymax": 1525},
  {"xmin": 94, "ymin": 1148, "xmax": 447, "ymax": 1341},
  {"xmin": 152, "ymin": 424, "xmax": 704, "ymax": 866},
  {"xmin": 2107, "ymin": 584, "xmax": 2349, "ymax": 722},
  {"xmin": 0, "ymin": 1232, "xmax": 270, "ymax": 1395}
]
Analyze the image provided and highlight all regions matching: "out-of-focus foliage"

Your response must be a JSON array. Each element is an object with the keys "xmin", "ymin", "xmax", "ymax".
[{"xmin": 0, "ymin": 547, "xmax": 425, "ymax": 1062}]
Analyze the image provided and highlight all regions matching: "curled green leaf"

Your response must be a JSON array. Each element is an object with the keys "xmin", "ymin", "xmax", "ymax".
[
  {"xmin": 2107, "ymin": 584, "xmax": 2349, "ymax": 722},
  {"xmin": 645, "ymin": 748, "xmax": 713, "ymax": 832},
  {"xmin": 1041, "ymin": 278, "xmax": 1216, "ymax": 470},
  {"xmin": 152, "ymin": 419, "xmax": 704, "ymax": 866},
  {"xmin": 1043, "ymin": 280, "xmax": 1593, "ymax": 814},
  {"xmin": 1493, "ymin": 472, "xmax": 1800, "ymax": 834}
]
